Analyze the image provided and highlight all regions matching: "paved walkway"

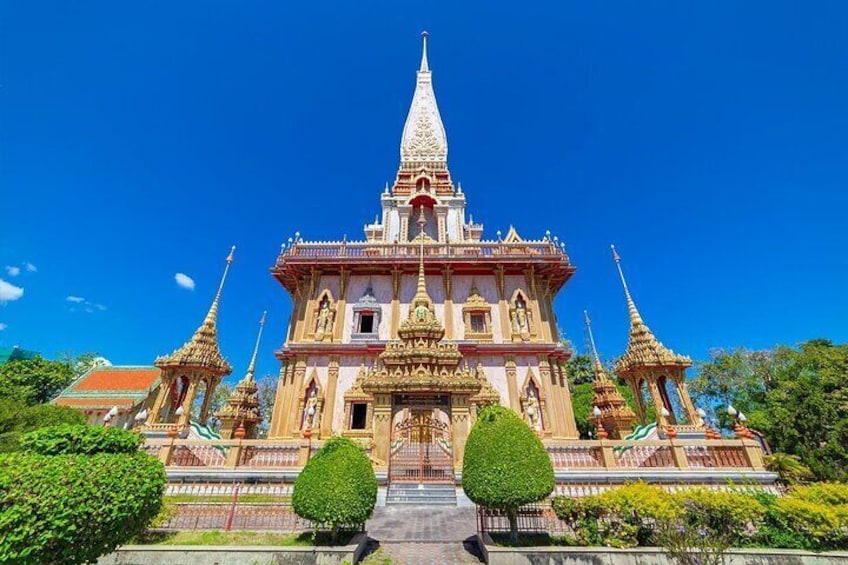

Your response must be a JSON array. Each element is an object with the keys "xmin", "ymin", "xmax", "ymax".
[{"xmin": 364, "ymin": 506, "xmax": 483, "ymax": 564}]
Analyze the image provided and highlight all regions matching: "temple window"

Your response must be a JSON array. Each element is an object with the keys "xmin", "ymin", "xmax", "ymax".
[
  {"xmin": 351, "ymin": 403, "xmax": 368, "ymax": 430},
  {"xmin": 359, "ymin": 313, "xmax": 375, "ymax": 334},
  {"xmin": 469, "ymin": 313, "xmax": 486, "ymax": 334},
  {"xmin": 462, "ymin": 283, "xmax": 493, "ymax": 341},
  {"xmin": 351, "ymin": 283, "xmax": 381, "ymax": 340}
]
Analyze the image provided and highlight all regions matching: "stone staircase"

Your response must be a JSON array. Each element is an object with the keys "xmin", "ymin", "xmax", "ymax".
[{"xmin": 386, "ymin": 482, "xmax": 458, "ymax": 506}]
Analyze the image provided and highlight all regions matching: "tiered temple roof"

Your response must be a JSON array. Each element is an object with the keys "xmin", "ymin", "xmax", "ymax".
[
  {"xmin": 155, "ymin": 246, "xmax": 235, "ymax": 376},
  {"xmin": 611, "ymin": 246, "xmax": 692, "ymax": 375}
]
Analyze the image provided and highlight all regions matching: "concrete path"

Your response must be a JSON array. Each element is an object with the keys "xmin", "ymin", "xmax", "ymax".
[{"xmin": 364, "ymin": 506, "xmax": 483, "ymax": 564}]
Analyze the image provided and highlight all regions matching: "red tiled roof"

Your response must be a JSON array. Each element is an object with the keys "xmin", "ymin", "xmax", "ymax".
[
  {"xmin": 74, "ymin": 367, "xmax": 160, "ymax": 392},
  {"xmin": 55, "ymin": 397, "xmax": 136, "ymax": 408}
]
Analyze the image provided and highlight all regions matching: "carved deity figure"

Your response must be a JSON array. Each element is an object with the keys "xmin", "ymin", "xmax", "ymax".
[
  {"xmin": 302, "ymin": 388, "xmax": 320, "ymax": 431},
  {"xmin": 512, "ymin": 296, "xmax": 530, "ymax": 335},
  {"xmin": 414, "ymin": 301, "xmax": 430, "ymax": 322},
  {"xmin": 315, "ymin": 297, "xmax": 334, "ymax": 339},
  {"xmin": 524, "ymin": 388, "xmax": 542, "ymax": 432}
]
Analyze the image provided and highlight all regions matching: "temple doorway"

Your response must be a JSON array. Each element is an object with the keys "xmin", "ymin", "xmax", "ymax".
[{"xmin": 389, "ymin": 394, "xmax": 454, "ymax": 483}]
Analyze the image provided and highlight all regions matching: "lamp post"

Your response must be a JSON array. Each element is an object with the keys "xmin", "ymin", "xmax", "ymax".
[
  {"xmin": 134, "ymin": 408, "xmax": 148, "ymax": 430},
  {"xmin": 727, "ymin": 405, "xmax": 751, "ymax": 439},
  {"xmin": 169, "ymin": 406, "xmax": 184, "ymax": 439}
]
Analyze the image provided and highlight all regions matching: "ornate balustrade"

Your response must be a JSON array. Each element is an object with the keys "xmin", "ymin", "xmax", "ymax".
[
  {"xmin": 145, "ymin": 437, "xmax": 765, "ymax": 474},
  {"xmin": 545, "ymin": 439, "xmax": 765, "ymax": 472},
  {"xmin": 276, "ymin": 240, "xmax": 570, "ymax": 263}
]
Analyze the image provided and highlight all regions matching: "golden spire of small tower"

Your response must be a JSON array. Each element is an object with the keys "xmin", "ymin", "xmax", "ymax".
[
  {"xmin": 244, "ymin": 310, "xmax": 267, "ymax": 383},
  {"xmin": 585, "ymin": 309, "xmax": 637, "ymax": 439},
  {"xmin": 155, "ymin": 246, "xmax": 235, "ymax": 375},
  {"xmin": 414, "ymin": 209, "xmax": 430, "ymax": 304},
  {"xmin": 610, "ymin": 245, "xmax": 691, "ymax": 374}
]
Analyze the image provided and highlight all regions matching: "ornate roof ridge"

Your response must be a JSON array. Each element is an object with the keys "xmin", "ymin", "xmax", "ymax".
[{"xmin": 610, "ymin": 246, "xmax": 692, "ymax": 373}]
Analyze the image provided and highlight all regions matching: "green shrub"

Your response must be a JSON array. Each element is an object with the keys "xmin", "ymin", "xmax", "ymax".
[
  {"xmin": 789, "ymin": 482, "xmax": 848, "ymax": 506},
  {"xmin": 292, "ymin": 437, "xmax": 377, "ymax": 543},
  {"xmin": 672, "ymin": 488, "xmax": 765, "ymax": 536},
  {"xmin": 463, "ymin": 405, "xmax": 554, "ymax": 544},
  {"xmin": 0, "ymin": 400, "xmax": 85, "ymax": 453},
  {"xmin": 0, "ymin": 451, "xmax": 166, "ymax": 564},
  {"xmin": 552, "ymin": 496, "xmax": 605, "ymax": 545},
  {"xmin": 21, "ymin": 424, "xmax": 143, "ymax": 455},
  {"xmin": 595, "ymin": 482, "xmax": 681, "ymax": 547}
]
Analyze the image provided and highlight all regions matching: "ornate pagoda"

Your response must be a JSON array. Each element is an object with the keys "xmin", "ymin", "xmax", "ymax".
[
  {"xmin": 584, "ymin": 311, "xmax": 637, "ymax": 439},
  {"xmin": 143, "ymin": 247, "xmax": 235, "ymax": 435},
  {"xmin": 216, "ymin": 311, "xmax": 267, "ymax": 439},
  {"xmin": 268, "ymin": 33, "xmax": 579, "ymax": 481},
  {"xmin": 611, "ymin": 246, "xmax": 704, "ymax": 436}
]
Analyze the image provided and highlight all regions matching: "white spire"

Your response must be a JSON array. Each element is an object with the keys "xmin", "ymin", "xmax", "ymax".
[{"xmin": 400, "ymin": 31, "xmax": 447, "ymax": 165}]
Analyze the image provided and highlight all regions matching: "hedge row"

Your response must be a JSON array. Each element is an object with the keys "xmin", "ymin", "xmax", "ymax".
[
  {"xmin": 21, "ymin": 424, "xmax": 143, "ymax": 455},
  {"xmin": 552, "ymin": 481, "xmax": 848, "ymax": 551}
]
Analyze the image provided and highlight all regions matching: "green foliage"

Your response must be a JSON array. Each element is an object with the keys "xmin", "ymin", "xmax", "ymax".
[
  {"xmin": 764, "ymin": 453, "xmax": 814, "ymax": 485},
  {"xmin": 691, "ymin": 340, "xmax": 848, "ymax": 482},
  {"xmin": 0, "ymin": 355, "xmax": 80, "ymax": 406},
  {"xmin": 672, "ymin": 488, "xmax": 765, "ymax": 537},
  {"xmin": 463, "ymin": 405, "xmax": 554, "ymax": 509},
  {"xmin": 0, "ymin": 451, "xmax": 166, "ymax": 565},
  {"xmin": 21, "ymin": 425, "xmax": 143, "ymax": 455},
  {"xmin": 463, "ymin": 405, "xmax": 554, "ymax": 543},
  {"xmin": 0, "ymin": 399, "xmax": 85, "ymax": 453},
  {"xmin": 566, "ymin": 354, "xmax": 595, "ymax": 385},
  {"xmin": 553, "ymin": 483, "xmax": 848, "ymax": 551},
  {"xmin": 654, "ymin": 520, "xmax": 733, "ymax": 565},
  {"xmin": 292, "ymin": 436, "xmax": 377, "ymax": 542}
]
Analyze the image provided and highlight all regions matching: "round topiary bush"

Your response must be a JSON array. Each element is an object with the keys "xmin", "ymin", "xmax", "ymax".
[
  {"xmin": 292, "ymin": 437, "xmax": 377, "ymax": 543},
  {"xmin": 21, "ymin": 424, "xmax": 143, "ymax": 455},
  {"xmin": 0, "ymin": 451, "xmax": 166, "ymax": 564},
  {"xmin": 462, "ymin": 405, "xmax": 555, "ymax": 543}
]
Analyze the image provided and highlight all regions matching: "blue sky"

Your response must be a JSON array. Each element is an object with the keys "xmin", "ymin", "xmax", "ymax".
[{"xmin": 1, "ymin": 2, "xmax": 846, "ymax": 384}]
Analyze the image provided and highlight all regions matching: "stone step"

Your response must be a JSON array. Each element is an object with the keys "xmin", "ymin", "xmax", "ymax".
[{"xmin": 387, "ymin": 483, "xmax": 458, "ymax": 506}]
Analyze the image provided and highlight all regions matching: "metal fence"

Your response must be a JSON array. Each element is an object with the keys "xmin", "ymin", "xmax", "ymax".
[{"xmin": 158, "ymin": 481, "xmax": 306, "ymax": 532}]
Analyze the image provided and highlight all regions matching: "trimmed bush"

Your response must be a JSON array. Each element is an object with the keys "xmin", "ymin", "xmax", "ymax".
[
  {"xmin": 291, "ymin": 436, "xmax": 377, "ymax": 543},
  {"xmin": 21, "ymin": 424, "xmax": 143, "ymax": 455},
  {"xmin": 0, "ymin": 451, "xmax": 166, "ymax": 564},
  {"xmin": 463, "ymin": 405, "xmax": 555, "ymax": 544}
]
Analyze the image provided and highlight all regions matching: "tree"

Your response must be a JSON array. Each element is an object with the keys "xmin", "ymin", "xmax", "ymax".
[
  {"xmin": 566, "ymin": 354, "xmax": 595, "ymax": 385},
  {"xmin": 0, "ymin": 427, "xmax": 166, "ymax": 565},
  {"xmin": 0, "ymin": 399, "xmax": 85, "ymax": 453},
  {"xmin": 692, "ymin": 340, "xmax": 848, "ymax": 482},
  {"xmin": 292, "ymin": 437, "xmax": 377, "ymax": 543},
  {"xmin": 256, "ymin": 374, "xmax": 278, "ymax": 437},
  {"xmin": 463, "ymin": 405, "xmax": 555, "ymax": 544},
  {"xmin": 0, "ymin": 353, "xmax": 98, "ymax": 407}
]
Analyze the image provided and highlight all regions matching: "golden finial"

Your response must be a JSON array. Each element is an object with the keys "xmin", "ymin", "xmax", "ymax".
[
  {"xmin": 611, "ymin": 245, "xmax": 643, "ymax": 326},
  {"xmin": 203, "ymin": 245, "xmax": 236, "ymax": 326},
  {"xmin": 244, "ymin": 310, "xmax": 267, "ymax": 382},
  {"xmin": 584, "ymin": 310, "xmax": 606, "ymax": 375}
]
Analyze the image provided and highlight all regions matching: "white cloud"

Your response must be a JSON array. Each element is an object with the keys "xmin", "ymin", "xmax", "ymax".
[
  {"xmin": 5, "ymin": 266, "xmax": 20, "ymax": 277},
  {"xmin": 94, "ymin": 304, "xmax": 107, "ymax": 311},
  {"xmin": 0, "ymin": 279, "xmax": 24, "ymax": 303},
  {"xmin": 0, "ymin": 323, "xmax": 7, "ymax": 331},
  {"xmin": 66, "ymin": 296, "xmax": 85, "ymax": 303},
  {"xmin": 175, "ymin": 273, "xmax": 196, "ymax": 291},
  {"xmin": 24, "ymin": 263, "xmax": 37, "ymax": 273}
]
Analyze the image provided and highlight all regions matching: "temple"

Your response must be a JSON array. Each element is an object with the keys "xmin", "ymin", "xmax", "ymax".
[
  {"xmin": 267, "ymin": 32, "xmax": 578, "ymax": 480},
  {"xmin": 53, "ymin": 33, "xmax": 772, "ymax": 493}
]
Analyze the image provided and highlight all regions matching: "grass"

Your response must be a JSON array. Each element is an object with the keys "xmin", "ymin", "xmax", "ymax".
[
  {"xmin": 135, "ymin": 530, "xmax": 358, "ymax": 547},
  {"xmin": 487, "ymin": 532, "xmax": 577, "ymax": 547}
]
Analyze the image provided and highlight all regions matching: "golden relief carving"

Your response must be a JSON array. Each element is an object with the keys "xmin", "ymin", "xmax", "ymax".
[
  {"xmin": 312, "ymin": 291, "xmax": 336, "ymax": 342},
  {"xmin": 462, "ymin": 282, "xmax": 493, "ymax": 341}
]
